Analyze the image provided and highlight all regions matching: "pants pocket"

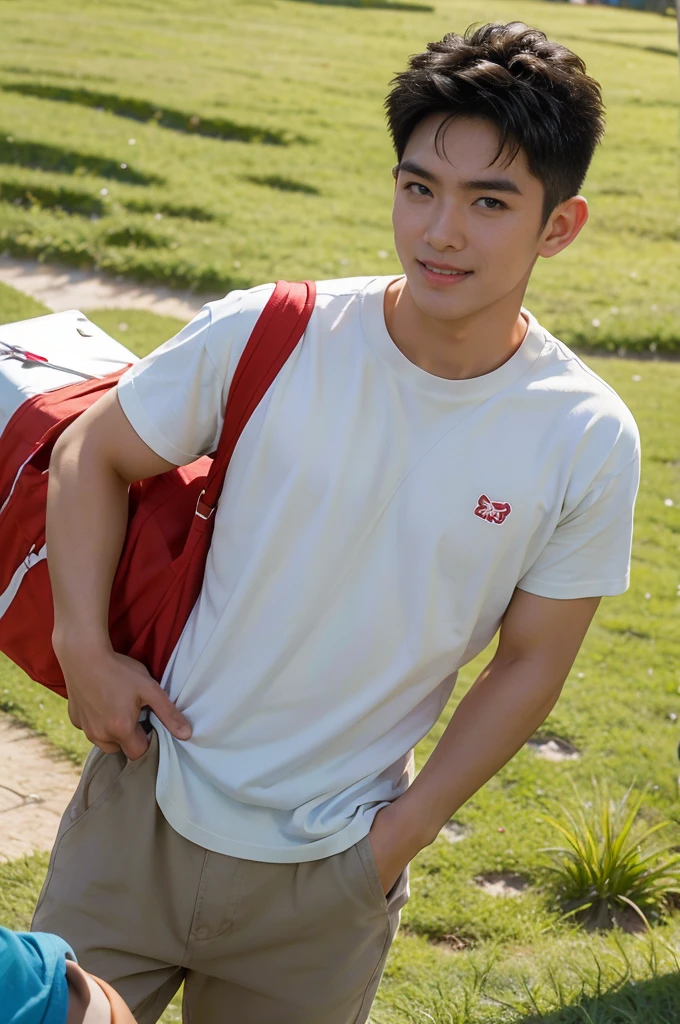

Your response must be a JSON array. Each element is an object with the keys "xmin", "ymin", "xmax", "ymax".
[
  {"xmin": 354, "ymin": 836, "xmax": 389, "ymax": 912},
  {"xmin": 75, "ymin": 730, "xmax": 157, "ymax": 826},
  {"xmin": 32, "ymin": 731, "xmax": 158, "ymax": 927},
  {"xmin": 355, "ymin": 834, "xmax": 411, "ymax": 915}
]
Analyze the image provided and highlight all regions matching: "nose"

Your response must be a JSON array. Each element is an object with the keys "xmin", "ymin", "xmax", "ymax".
[{"xmin": 424, "ymin": 200, "xmax": 466, "ymax": 253}]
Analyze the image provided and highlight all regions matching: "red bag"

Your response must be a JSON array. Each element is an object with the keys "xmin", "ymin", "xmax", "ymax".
[{"xmin": 0, "ymin": 280, "xmax": 315, "ymax": 696}]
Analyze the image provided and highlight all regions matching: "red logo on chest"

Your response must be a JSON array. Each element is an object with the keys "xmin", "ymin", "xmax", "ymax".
[{"xmin": 474, "ymin": 494, "xmax": 512, "ymax": 525}]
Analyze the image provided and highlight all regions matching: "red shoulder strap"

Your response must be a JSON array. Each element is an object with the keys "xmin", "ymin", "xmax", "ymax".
[{"xmin": 199, "ymin": 280, "xmax": 315, "ymax": 515}]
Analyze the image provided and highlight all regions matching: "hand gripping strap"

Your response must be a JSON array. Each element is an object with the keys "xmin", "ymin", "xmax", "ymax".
[{"xmin": 199, "ymin": 280, "xmax": 316, "ymax": 514}]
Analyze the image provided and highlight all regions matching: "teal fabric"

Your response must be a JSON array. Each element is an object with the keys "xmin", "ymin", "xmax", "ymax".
[{"xmin": 0, "ymin": 926, "xmax": 73, "ymax": 1023}]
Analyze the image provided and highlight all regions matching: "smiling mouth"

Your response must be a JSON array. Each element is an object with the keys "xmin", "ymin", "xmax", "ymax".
[{"xmin": 418, "ymin": 260, "xmax": 472, "ymax": 278}]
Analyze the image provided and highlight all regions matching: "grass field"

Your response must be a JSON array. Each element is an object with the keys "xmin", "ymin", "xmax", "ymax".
[
  {"xmin": 0, "ymin": 0, "xmax": 678, "ymax": 353},
  {"xmin": 1, "ymin": 0, "xmax": 680, "ymax": 1020}
]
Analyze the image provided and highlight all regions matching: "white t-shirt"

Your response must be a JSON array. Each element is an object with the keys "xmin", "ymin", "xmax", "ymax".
[{"xmin": 117, "ymin": 275, "xmax": 640, "ymax": 863}]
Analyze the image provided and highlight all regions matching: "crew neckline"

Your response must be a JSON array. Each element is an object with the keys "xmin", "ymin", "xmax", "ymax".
[{"xmin": 359, "ymin": 274, "xmax": 546, "ymax": 401}]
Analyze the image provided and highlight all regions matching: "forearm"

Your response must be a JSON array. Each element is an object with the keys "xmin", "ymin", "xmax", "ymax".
[
  {"xmin": 368, "ymin": 594, "xmax": 597, "ymax": 895},
  {"xmin": 396, "ymin": 654, "xmax": 563, "ymax": 849},
  {"xmin": 65, "ymin": 960, "xmax": 112, "ymax": 1023},
  {"xmin": 47, "ymin": 429, "xmax": 130, "ymax": 656},
  {"xmin": 43, "ymin": 394, "xmax": 190, "ymax": 754}
]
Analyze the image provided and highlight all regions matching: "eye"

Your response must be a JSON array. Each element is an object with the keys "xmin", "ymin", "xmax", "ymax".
[
  {"xmin": 405, "ymin": 181, "xmax": 432, "ymax": 197},
  {"xmin": 474, "ymin": 197, "xmax": 507, "ymax": 210}
]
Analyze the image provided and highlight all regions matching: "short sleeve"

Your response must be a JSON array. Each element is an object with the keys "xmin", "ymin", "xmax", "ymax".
[
  {"xmin": 517, "ymin": 452, "xmax": 640, "ymax": 600},
  {"xmin": 116, "ymin": 284, "xmax": 275, "ymax": 465},
  {"xmin": 0, "ymin": 926, "xmax": 74, "ymax": 1024}
]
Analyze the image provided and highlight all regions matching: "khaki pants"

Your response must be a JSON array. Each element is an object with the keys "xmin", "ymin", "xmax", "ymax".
[{"xmin": 32, "ymin": 731, "xmax": 408, "ymax": 1024}]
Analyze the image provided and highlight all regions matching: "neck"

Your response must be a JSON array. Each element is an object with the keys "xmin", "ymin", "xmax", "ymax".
[{"xmin": 384, "ymin": 276, "xmax": 530, "ymax": 381}]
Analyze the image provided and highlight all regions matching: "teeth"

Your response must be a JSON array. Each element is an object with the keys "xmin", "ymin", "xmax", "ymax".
[{"xmin": 425, "ymin": 264, "xmax": 465, "ymax": 275}]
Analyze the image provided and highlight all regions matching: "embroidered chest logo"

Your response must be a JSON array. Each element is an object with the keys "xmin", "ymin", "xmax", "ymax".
[{"xmin": 474, "ymin": 494, "xmax": 512, "ymax": 525}]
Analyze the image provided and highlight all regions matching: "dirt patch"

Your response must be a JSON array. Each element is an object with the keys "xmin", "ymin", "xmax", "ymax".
[
  {"xmin": 430, "ymin": 933, "xmax": 473, "ymax": 952},
  {"xmin": 526, "ymin": 736, "xmax": 580, "ymax": 762},
  {"xmin": 0, "ymin": 712, "xmax": 80, "ymax": 862},
  {"xmin": 474, "ymin": 872, "xmax": 529, "ymax": 897},
  {"xmin": 0, "ymin": 254, "xmax": 217, "ymax": 322},
  {"xmin": 440, "ymin": 820, "xmax": 471, "ymax": 844},
  {"xmin": 578, "ymin": 901, "xmax": 648, "ymax": 934}
]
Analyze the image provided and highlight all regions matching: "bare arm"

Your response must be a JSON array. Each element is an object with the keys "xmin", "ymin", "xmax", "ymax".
[
  {"xmin": 65, "ymin": 960, "xmax": 112, "ymax": 1024},
  {"xmin": 48, "ymin": 389, "xmax": 192, "ymax": 758},
  {"xmin": 369, "ymin": 589, "xmax": 600, "ymax": 891}
]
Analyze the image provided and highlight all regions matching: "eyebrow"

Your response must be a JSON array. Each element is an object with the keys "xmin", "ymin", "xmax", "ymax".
[
  {"xmin": 395, "ymin": 159, "xmax": 442, "ymax": 184},
  {"xmin": 463, "ymin": 177, "xmax": 523, "ymax": 196},
  {"xmin": 395, "ymin": 159, "xmax": 523, "ymax": 196}
]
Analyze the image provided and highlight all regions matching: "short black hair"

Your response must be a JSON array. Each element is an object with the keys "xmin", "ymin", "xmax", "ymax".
[{"xmin": 385, "ymin": 22, "xmax": 605, "ymax": 223}]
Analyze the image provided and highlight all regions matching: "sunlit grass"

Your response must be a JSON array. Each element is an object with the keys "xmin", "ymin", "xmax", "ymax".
[{"xmin": 0, "ymin": 0, "xmax": 676, "ymax": 351}]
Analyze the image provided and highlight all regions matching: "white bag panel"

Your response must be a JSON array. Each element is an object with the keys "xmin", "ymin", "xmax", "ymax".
[{"xmin": 0, "ymin": 309, "xmax": 137, "ymax": 435}]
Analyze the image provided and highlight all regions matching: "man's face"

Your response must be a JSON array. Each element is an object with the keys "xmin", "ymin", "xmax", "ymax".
[{"xmin": 392, "ymin": 115, "xmax": 549, "ymax": 323}]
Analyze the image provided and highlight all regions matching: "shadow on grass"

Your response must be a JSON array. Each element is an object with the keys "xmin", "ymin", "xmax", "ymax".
[
  {"xmin": 561, "ymin": 34, "xmax": 678, "ymax": 59},
  {"xmin": 102, "ymin": 225, "xmax": 167, "ymax": 249},
  {"xmin": 2, "ymin": 65, "xmax": 117, "ymax": 84},
  {"xmin": 515, "ymin": 972, "xmax": 680, "ymax": 1023},
  {"xmin": 0, "ymin": 181, "xmax": 215, "ymax": 222},
  {"xmin": 0, "ymin": 138, "xmax": 163, "ymax": 185},
  {"xmin": 2, "ymin": 84, "xmax": 303, "ymax": 147},
  {"xmin": 247, "ymin": 174, "xmax": 320, "ymax": 195},
  {"xmin": 281, "ymin": 0, "xmax": 434, "ymax": 11},
  {"xmin": 624, "ymin": 97, "xmax": 680, "ymax": 109},
  {"xmin": 122, "ymin": 198, "xmax": 215, "ymax": 221},
  {"xmin": 0, "ymin": 181, "xmax": 105, "ymax": 217}
]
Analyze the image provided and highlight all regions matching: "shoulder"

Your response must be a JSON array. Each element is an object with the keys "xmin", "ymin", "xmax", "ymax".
[
  {"xmin": 207, "ymin": 276, "xmax": 381, "ymax": 325},
  {"xmin": 204, "ymin": 276, "xmax": 384, "ymax": 365},
  {"xmin": 204, "ymin": 282, "xmax": 277, "ymax": 335},
  {"xmin": 313, "ymin": 275, "xmax": 386, "ymax": 306},
  {"xmin": 205, "ymin": 274, "xmax": 379, "ymax": 323},
  {"xmin": 527, "ymin": 320, "xmax": 640, "ymax": 473}
]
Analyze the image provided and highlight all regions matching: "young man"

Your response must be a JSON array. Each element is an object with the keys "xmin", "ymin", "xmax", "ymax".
[{"xmin": 33, "ymin": 21, "xmax": 639, "ymax": 1024}]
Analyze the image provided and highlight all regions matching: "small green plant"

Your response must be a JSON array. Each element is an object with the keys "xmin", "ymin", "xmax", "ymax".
[{"xmin": 540, "ymin": 782, "xmax": 680, "ymax": 931}]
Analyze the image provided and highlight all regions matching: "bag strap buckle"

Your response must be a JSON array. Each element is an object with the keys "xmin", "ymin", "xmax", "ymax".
[{"xmin": 195, "ymin": 489, "xmax": 215, "ymax": 520}]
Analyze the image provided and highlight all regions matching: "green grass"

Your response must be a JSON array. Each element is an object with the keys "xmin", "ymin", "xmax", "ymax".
[
  {"xmin": 0, "ymin": 853, "xmax": 50, "ymax": 931},
  {"xmin": 85, "ymin": 308, "xmax": 186, "ymax": 358},
  {"xmin": 0, "ymin": 278, "xmax": 51, "ymax": 321},
  {"xmin": 1, "ymin": 277, "xmax": 680, "ymax": 1020},
  {"xmin": 0, "ymin": 0, "xmax": 677, "ymax": 351}
]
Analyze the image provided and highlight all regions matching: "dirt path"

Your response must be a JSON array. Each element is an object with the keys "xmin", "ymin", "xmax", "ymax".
[
  {"xmin": 0, "ymin": 255, "xmax": 217, "ymax": 322},
  {"xmin": 0, "ymin": 713, "xmax": 81, "ymax": 863}
]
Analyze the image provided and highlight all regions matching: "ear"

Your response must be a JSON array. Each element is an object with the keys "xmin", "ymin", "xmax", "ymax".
[
  {"xmin": 537, "ymin": 196, "xmax": 589, "ymax": 259},
  {"xmin": 392, "ymin": 164, "xmax": 399, "ymax": 194}
]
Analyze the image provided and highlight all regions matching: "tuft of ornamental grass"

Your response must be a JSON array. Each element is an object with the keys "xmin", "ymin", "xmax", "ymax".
[{"xmin": 540, "ymin": 782, "xmax": 680, "ymax": 932}]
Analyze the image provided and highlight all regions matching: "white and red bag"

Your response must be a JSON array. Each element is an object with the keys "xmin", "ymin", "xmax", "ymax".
[
  {"xmin": 0, "ymin": 281, "xmax": 315, "ymax": 697},
  {"xmin": 0, "ymin": 309, "xmax": 138, "ymax": 436}
]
